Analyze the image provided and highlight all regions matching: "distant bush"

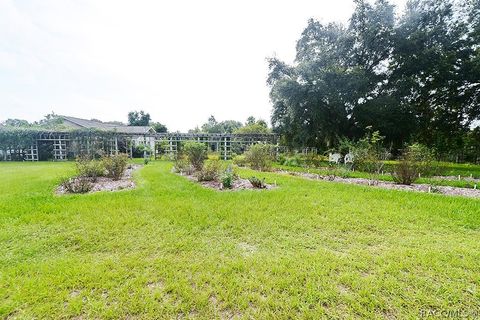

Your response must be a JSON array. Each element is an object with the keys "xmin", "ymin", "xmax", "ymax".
[
  {"xmin": 232, "ymin": 155, "xmax": 247, "ymax": 167},
  {"xmin": 76, "ymin": 156, "xmax": 105, "ymax": 182},
  {"xmin": 61, "ymin": 176, "xmax": 93, "ymax": 194},
  {"xmin": 102, "ymin": 154, "xmax": 129, "ymax": 180},
  {"xmin": 406, "ymin": 143, "xmax": 435, "ymax": 176},
  {"xmin": 221, "ymin": 169, "xmax": 235, "ymax": 189},
  {"xmin": 184, "ymin": 141, "xmax": 207, "ymax": 170},
  {"xmin": 392, "ymin": 143, "xmax": 435, "ymax": 185},
  {"xmin": 196, "ymin": 160, "xmax": 222, "ymax": 182},
  {"xmin": 173, "ymin": 158, "xmax": 194, "ymax": 175},
  {"xmin": 244, "ymin": 144, "xmax": 274, "ymax": 171},
  {"xmin": 351, "ymin": 130, "xmax": 387, "ymax": 183},
  {"xmin": 282, "ymin": 154, "xmax": 303, "ymax": 167},
  {"xmin": 248, "ymin": 176, "xmax": 267, "ymax": 188}
]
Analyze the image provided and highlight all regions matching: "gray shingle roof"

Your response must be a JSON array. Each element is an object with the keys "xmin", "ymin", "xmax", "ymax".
[{"xmin": 60, "ymin": 116, "xmax": 155, "ymax": 134}]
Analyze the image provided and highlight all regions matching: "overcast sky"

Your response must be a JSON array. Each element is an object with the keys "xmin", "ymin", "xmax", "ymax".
[{"xmin": 0, "ymin": 0, "xmax": 407, "ymax": 131}]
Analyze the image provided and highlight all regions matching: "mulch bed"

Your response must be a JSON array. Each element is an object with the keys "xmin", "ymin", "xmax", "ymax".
[
  {"xmin": 56, "ymin": 164, "xmax": 141, "ymax": 195},
  {"xmin": 179, "ymin": 173, "xmax": 275, "ymax": 191},
  {"xmin": 277, "ymin": 170, "xmax": 480, "ymax": 199}
]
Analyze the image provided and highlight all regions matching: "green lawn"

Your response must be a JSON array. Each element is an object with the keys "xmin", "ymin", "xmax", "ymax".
[
  {"xmin": 274, "ymin": 163, "xmax": 480, "ymax": 189},
  {"xmin": 1, "ymin": 161, "xmax": 479, "ymax": 319}
]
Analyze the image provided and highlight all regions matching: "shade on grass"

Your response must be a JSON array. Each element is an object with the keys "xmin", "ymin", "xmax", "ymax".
[{"xmin": 0, "ymin": 161, "xmax": 479, "ymax": 318}]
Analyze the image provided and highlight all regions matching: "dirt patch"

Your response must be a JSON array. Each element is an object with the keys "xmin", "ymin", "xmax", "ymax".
[
  {"xmin": 178, "ymin": 173, "xmax": 275, "ymax": 191},
  {"xmin": 56, "ymin": 165, "xmax": 140, "ymax": 195},
  {"xmin": 277, "ymin": 170, "xmax": 480, "ymax": 199}
]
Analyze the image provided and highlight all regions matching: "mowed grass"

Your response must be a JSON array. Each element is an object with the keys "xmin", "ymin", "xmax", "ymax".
[{"xmin": 0, "ymin": 161, "xmax": 479, "ymax": 319}]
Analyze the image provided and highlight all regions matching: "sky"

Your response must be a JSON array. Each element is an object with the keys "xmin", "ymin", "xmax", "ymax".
[{"xmin": 0, "ymin": 0, "xmax": 407, "ymax": 132}]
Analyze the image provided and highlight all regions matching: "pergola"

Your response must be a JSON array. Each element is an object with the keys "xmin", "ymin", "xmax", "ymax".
[{"xmin": 0, "ymin": 129, "xmax": 279, "ymax": 161}]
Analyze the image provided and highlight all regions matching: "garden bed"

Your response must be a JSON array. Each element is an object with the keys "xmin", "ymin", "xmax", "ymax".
[
  {"xmin": 278, "ymin": 170, "xmax": 480, "ymax": 198},
  {"xmin": 177, "ymin": 172, "xmax": 275, "ymax": 191},
  {"xmin": 56, "ymin": 164, "xmax": 141, "ymax": 195}
]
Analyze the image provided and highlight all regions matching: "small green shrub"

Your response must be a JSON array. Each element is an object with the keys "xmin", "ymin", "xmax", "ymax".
[
  {"xmin": 184, "ymin": 141, "xmax": 207, "ymax": 170},
  {"xmin": 232, "ymin": 155, "xmax": 247, "ymax": 167},
  {"xmin": 76, "ymin": 156, "xmax": 105, "ymax": 181},
  {"xmin": 392, "ymin": 143, "xmax": 435, "ymax": 185},
  {"xmin": 244, "ymin": 144, "xmax": 274, "ymax": 171},
  {"xmin": 102, "ymin": 154, "xmax": 129, "ymax": 180},
  {"xmin": 144, "ymin": 158, "xmax": 150, "ymax": 165},
  {"xmin": 221, "ymin": 171, "xmax": 235, "ymax": 189},
  {"xmin": 351, "ymin": 130, "xmax": 387, "ymax": 182},
  {"xmin": 61, "ymin": 176, "xmax": 93, "ymax": 194},
  {"xmin": 196, "ymin": 160, "xmax": 222, "ymax": 182},
  {"xmin": 282, "ymin": 155, "xmax": 302, "ymax": 167},
  {"xmin": 248, "ymin": 176, "xmax": 266, "ymax": 188},
  {"xmin": 173, "ymin": 158, "xmax": 194, "ymax": 175}
]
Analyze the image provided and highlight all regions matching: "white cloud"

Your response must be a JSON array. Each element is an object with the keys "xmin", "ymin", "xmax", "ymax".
[{"xmin": 0, "ymin": 0, "xmax": 407, "ymax": 131}]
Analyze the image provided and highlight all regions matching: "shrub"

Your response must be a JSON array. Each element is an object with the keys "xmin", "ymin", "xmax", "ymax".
[
  {"xmin": 196, "ymin": 160, "xmax": 222, "ymax": 182},
  {"xmin": 144, "ymin": 158, "xmax": 150, "ymax": 165},
  {"xmin": 102, "ymin": 154, "xmax": 129, "ymax": 180},
  {"xmin": 303, "ymin": 154, "xmax": 326, "ymax": 167},
  {"xmin": 248, "ymin": 176, "xmax": 266, "ymax": 188},
  {"xmin": 406, "ymin": 143, "xmax": 435, "ymax": 176},
  {"xmin": 173, "ymin": 158, "xmax": 194, "ymax": 175},
  {"xmin": 282, "ymin": 154, "xmax": 303, "ymax": 167},
  {"xmin": 392, "ymin": 143, "xmax": 435, "ymax": 185},
  {"xmin": 76, "ymin": 156, "xmax": 105, "ymax": 182},
  {"xmin": 351, "ymin": 130, "xmax": 387, "ymax": 182},
  {"xmin": 61, "ymin": 176, "xmax": 93, "ymax": 194},
  {"xmin": 232, "ymin": 155, "xmax": 247, "ymax": 167},
  {"xmin": 244, "ymin": 144, "xmax": 274, "ymax": 171},
  {"xmin": 221, "ymin": 170, "xmax": 235, "ymax": 189},
  {"xmin": 184, "ymin": 141, "xmax": 207, "ymax": 170}
]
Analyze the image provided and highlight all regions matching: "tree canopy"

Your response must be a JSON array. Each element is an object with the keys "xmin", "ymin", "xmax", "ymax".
[
  {"xmin": 268, "ymin": 0, "xmax": 480, "ymax": 159},
  {"xmin": 127, "ymin": 111, "xmax": 151, "ymax": 126}
]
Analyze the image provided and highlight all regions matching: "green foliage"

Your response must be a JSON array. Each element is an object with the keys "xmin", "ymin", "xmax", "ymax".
[
  {"xmin": 128, "ymin": 110, "xmax": 151, "ymax": 126},
  {"xmin": 268, "ymin": 0, "xmax": 480, "ymax": 156},
  {"xmin": 196, "ymin": 160, "xmax": 222, "ymax": 182},
  {"xmin": 326, "ymin": 164, "xmax": 351, "ymax": 180},
  {"xmin": 248, "ymin": 176, "xmax": 267, "ymax": 188},
  {"xmin": 350, "ymin": 130, "xmax": 387, "ymax": 181},
  {"xmin": 281, "ymin": 154, "xmax": 303, "ymax": 167},
  {"xmin": 221, "ymin": 166, "xmax": 236, "ymax": 189},
  {"xmin": 232, "ymin": 155, "xmax": 247, "ymax": 167},
  {"xmin": 392, "ymin": 143, "xmax": 435, "ymax": 185},
  {"xmin": 244, "ymin": 144, "xmax": 274, "ymax": 171},
  {"xmin": 183, "ymin": 141, "xmax": 207, "ymax": 170},
  {"xmin": 61, "ymin": 176, "xmax": 93, "ymax": 194},
  {"xmin": 151, "ymin": 122, "xmax": 167, "ymax": 133},
  {"xmin": 76, "ymin": 156, "xmax": 105, "ymax": 182},
  {"xmin": 102, "ymin": 154, "xmax": 129, "ymax": 180},
  {"xmin": 199, "ymin": 115, "xmax": 243, "ymax": 134},
  {"xmin": 173, "ymin": 158, "xmax": 194, "ymax": 175},
  {"xmin": 234, "ymin": 118, "xmax": 270, "ymax": 134}
]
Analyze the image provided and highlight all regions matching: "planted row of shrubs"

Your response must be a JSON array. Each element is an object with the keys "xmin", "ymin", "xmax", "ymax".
[
  {"xmin": 174, "ymin": 142, "xmax": 269, "ymax": 189},
  {"xmin": 61, "ymin": 154, "xmax": 130, "ymax": 193}
]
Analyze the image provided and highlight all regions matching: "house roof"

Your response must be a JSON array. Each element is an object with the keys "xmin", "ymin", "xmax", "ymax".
[{"xmin": 60, "ymin": 116, "xmax": 155, "ymax": 134}]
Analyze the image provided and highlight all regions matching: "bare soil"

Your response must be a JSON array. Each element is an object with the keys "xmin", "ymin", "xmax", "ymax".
[
  {"xmin": 278, "ymin": 170, "xmax": 480, "ymax": 199},
  {"xmin": 56, "ymin": 164, "xmax": 141, "ymax": 195}
]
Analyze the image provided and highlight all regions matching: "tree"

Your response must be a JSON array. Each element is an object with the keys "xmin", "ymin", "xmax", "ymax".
[
  {"xmin": 2, "ymin": 119, "xmax": 31, "ymax": 127},
  {"xmin": 151, "ymin": 122, "xmax": 168, "ymax": 133},
  {"xmin": 128, "ymin": 110, "xmax": 151, "ymax": 126},
  {"xmin": 268, "ymin": 0, "xmax": 480, "ymax": 156},
  {"xmin": 199, "ymin": 115, "xmax": 243, "ymax": 133},
  {"xmin": 235, "ymin": 118, "xmax": 270, "ymax": 134}
]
